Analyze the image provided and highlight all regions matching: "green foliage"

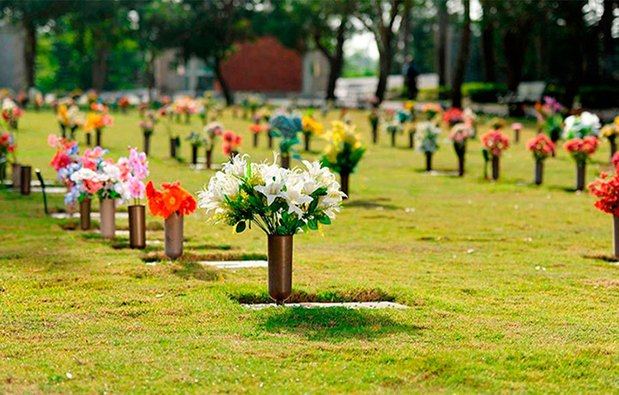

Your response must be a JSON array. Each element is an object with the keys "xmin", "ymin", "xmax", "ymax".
[
  {"xmin": 462, "ymin": 82, "xmax": 509, "ymax": 103},
  {"xmin": 269, "ymin": 114, "xmax": 302, "ymax": 155}
]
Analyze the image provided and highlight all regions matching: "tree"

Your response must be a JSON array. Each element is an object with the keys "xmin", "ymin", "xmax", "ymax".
[
  {"xmin": 436, "ymin": 0, "xmax": 448, "ymax": 86},
  {"xmin": 357, "ymin": 0, "xmax": 405, "ymax": 104},
  {"xmin": 479, "ymin": 0, "xmax": 495, "ymax": 82},
  {"xmin": 0, "ymin": 0, "xmax": 73, "ymax": 89},
  {"xmin": 451, "ymin": 0, "xmax": 470, "ymax": 108}
]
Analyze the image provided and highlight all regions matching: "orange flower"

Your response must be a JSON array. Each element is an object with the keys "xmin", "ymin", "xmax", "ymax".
[{"xmin": 146, "ymin": 181, "xmax": 196, "ymax": 218}]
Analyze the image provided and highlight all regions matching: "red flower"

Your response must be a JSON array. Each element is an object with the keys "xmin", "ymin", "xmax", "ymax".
[
  {"xmin": 481, "ymin": 129, "xmax": 510, "ymax": 156},
  {"xmin": 589, "ymin": 172, "xmax": 619, "ymax": 216},
  {"xmin": 526, "ymin": 134, "xmax": 555, "ymax": 159}
]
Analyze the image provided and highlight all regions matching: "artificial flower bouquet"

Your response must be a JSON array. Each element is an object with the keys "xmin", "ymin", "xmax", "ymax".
[
  {"xmin": 449, "ymin": 123, "xmax": 475, "ymax": 176},
  {"xmin": 186, "ymin": 131, "xmax": 206, "ymax": 165},
  {"xmin": 118, "ymin": 148, "xmax": 149, "ymax": 248},
  {"xmin": 2, "ymin": 98, "xmax": 24, "ymax": 130},
  {"xmin": 0, "ymin": 131, "xmax": 15, "ymax": 183},
  {"xmin": 139, "ymin": 110, "xmax": 157, "ymax": 156},
  {"xmin": 269, "ymin": 114, "xmax": 301, "ymax": 168},
  {"xmin": 600, "ymin": 116, "xmax": 619, "ymax": 159},
  {"xmin": 420, "ymin": 103, "xmax": 442, "ymax": 122},
  {"xmin": 70, "ymin": 147, "xmax": 123, "ymax": 238},
  {"xmin": 241, "ymin": 95, "xmax": 263, "ymax": 119},
  {"xmin": 249, "ymin": 122, "xmax": 266, "ymax": 148},
  {"xmin": 198, "ymin": 155, "xmax": 344, "ymax": 303},
  {"xmin": 481, "ymin": 129, "xmax": 510, "ymax": 180},
  {"xmin": 84, "ymin": 103, "xmax": 113, "ymax": 147},
  {"xmin": 563, "ymin": 111, "xmax": 600, "ymax": 191},
  {"xmin": 117, "ymin": 96, "xmax": 130, "ymax": 113},
  {"xmin": 57, "ymin": 102, "xmax": 82, "ymax": 139},
  {"xmin": 222, "ymin": 130, "xmax": 242, "ymax": 158},
  {"xmin": 385, "ymin": 120, "xmax": 403, "ymax": 148},
  {"xmin": 535, "ymin": 96, "xmax": 564, "ymax": 144},
  {"xmin": 204, "ymin": 122, "xmax": 223, "ymax": 169},
  {"xmin": 173, "ymin": 96, "xmax": 198, "ymax": 123},
  {"xmin": 301, "ymin": 113, "xmax": 324, "ymax": 152},
  {"xmin": 589, "ymin": 156, "xmax": 619, "ymax": 257},
  {"xmin": 526, "ymin": 134, "xmax": 555, "ymax": 185},
  {"xmin": 442, "ymin": 107, "xmax": 464, "ymax": 127},
  {"xmin": 320, "ymin": 121, "xmax": 365, "ymax": 197},
  {"xmin": 146, "ymin": 181, "xmax": 196, "ymax": 259},
  {"xmin": 416, "ymin": 122, "xmax": 441, "ymax": 172},
  {"xmin": 511, "ymin": 122, "xmax": 523, "ymax": 144}
]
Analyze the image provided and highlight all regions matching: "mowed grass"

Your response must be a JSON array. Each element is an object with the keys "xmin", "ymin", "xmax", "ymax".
[{"xmin": 0, "ymin": 107, "xmax": 618, "ymax": 393}]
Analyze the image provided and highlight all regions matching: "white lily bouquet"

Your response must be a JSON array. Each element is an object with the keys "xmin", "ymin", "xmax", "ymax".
[
  {"xmin": 198, "ymin": 154, "xmax": 345, "ymax": 303},
  {"xmin": 198, "ymin": 154, "xmax": 344, "ymax": 235}
]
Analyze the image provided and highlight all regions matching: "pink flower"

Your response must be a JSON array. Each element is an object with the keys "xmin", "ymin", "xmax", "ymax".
[
  {"xmin": 128, "ymin": 148, "xmax": 148, "ymax": 179},
  {"xmin": 47, "ymin": 134, "xmax": 59, "ymax": 147},
  {"xmin": 126, "ymin": 175, "xmax": 145, "ymax": 199}
]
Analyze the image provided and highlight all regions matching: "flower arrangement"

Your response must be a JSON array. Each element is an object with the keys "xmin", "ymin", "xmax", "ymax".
[
  {"xmin": 481, "ymin": 129, "xmax": 510, "ymax": 180},
  {"xmin": 416, "ymin": 122, "xmax": 441, "ymax": 172},
  {"xmin": 1, "ymin": 98, "xmax": 24, "ymax": 130},
  {"xmin": 57, "ymin": 102, "xmax": 82, "ymax": 139},
  {"xmin": 222, "ymin": 130, "xmax": 242, "ymax": 157},
  {"xmin": 198, "ymin": 155, "xmax": 343, "ymax": 302},
  {"xmin": 117, "ymin": 147, "xmax": 149, "ymax": 205},
  {"xmin": 601, "ymin": 116, "xmax": 619, "ymax": 158},
  {"xmin": 187, "ymin": 131, "xmax": 205, "ymax": 165},
  {"xmin": 84, "ymin": 103, "xmax": 113, "ymax": 146},
  {"xmin": 563, "ymin": 112, "xmax": 601, "ymax": 140},
  {"xmin": 139, "ymin": 110, "xmax": 157, "ymax": 134},
  {"xmin": 489, "ymin": 117, "xmax": 507, "ymax": 130},
  {"xmin": 527, "ymin": 134, "xmax": 555, "ymax": 185},
  {"xmin": 70, "ymin": 154, "xmax": 123, "ymax": 201},
  {"xmin": 48, "ymin": 134, "xmax": 79, "ymax": 173},
  {"xmin": 527, "ymin": 134, "xmax": 555, "ymax": 160},
  {"xmin": 205, "ymin": 122, "xmax": 223, "ymax": 151},
  {"xmin": 563, "ymin": 136, "xmax": 599, "ymax": 163},
  {"xmin": 117, "ymin": 96, "xmax": 130, "ymax": 112},
  {"xmin": 589, "ymin": 157, "xmax": 619, "ymax": 256},
  {"xmin": 269, "ymin": 114, "xmax": 301, "ymax": 167},
  {"xmin": 249, "ymin": 122, "xmax": 266, "ymax": 148},
  {"xmin": 198, "ymin": 154, "xmax": 344, "ymax": 235},
  {"xmin": 421, "ymin": 103, "xmax": 442, "ymax": 121},
  {"xmin": 146, "ymin": 181, "xmax": 196, "ymax": 219},
  {"xmin": 301, "ymin": 113, "xmax": 324, "ymax": 152},
  {"xmin": 535, "ymin": 96, "xmax": 564, "ymax": 143},
  {"xmin": 481, "ymin": 130, "xmax": 510, "ymax": 157},
  {"xmin": 0, "ymin": 131, "xmax": 16, "ymax": 182},
  {"xmin": 385, "ymin": 121, "xmax": 403, "ymax": 147},
  {"xmin": 443, "ymin": 107, "xmax": 464, "ymax": 126},
  {"xmin": 320, "ymin": 121, "xmax": 365, "ymax": 197},
  {"xmin": 449, "ymin": 123, "xmax": 474, "ymax": 176},
  {"xmin": 146, "ymin": 181, "xmax": 197, "ymax": 258},
  {"xmin": 241, "ymin": 95, "xmax": 262, "ymax": 118},
  {"xmin": 173, "ymin": 96, "xmax": 198, "ymax": 123}
]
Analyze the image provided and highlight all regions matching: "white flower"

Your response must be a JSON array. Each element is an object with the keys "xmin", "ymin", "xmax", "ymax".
[
  {"xmin": 280, "ymin": 179, "xmax": 313, "ymax": 216},
  {"xmin": 222, "ymin": 154, "xmax": 247, "ymax": 178}
]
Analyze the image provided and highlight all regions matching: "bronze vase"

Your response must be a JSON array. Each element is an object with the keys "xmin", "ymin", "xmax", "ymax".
[
  {"xmin": 191, "ymin": 145, "xmax": 199, "ymax": 165},
  {"xmin": 280, "ymin": 153, "xmax": 290, "ymax": 169},
  {"xmin": 99, "ymin": 198, "xmax": 116, "ymax": 239},
  {"xmin": 340, "ymin": 171, "xmax": 350, "ymax": 199},
  {"xmin": 613, "ymin": 216, "xmax": 619, "ymax": 258},
  {"xmin": 128, "ymin": 205, "xmax": 146, "ymax": 249},
  {"xmin": 95, "ymin": 129, "xmax": 102, "ymax": 146},
  {"xmin": 253, "ymin": 133, "xmax": 259, "ymax": 148},
  {"xmin": 610, "ymin": 137, "xmax": 617, "ymax": 161},
  {"xmin": 268, "ymin": 235, "xmax": 293, "ymax": 304},
  {"xmin": 390, "ymin": 132, "xmax": 396, "ymax": 147},
  {"xmin": 86, "ymin": 133, "xmax": 92, "ymax": 147},
  {"xmin": 304, "ymin": 133, "xmax": 311, "ymax": 151},
  {"xmin": 164, "ymin": 212, "xmax": 183, "ymax": 259},
  {"xmin": 268, "ymin": 132, "xmax": 273, "ymax": 149},
  {"xmin": 19, "ymin": 165, "xmax": 31, "ymax": 195},
  {"xmin": 79, "ymin": 198, "xmax": 91, "ymax": 230},
  {"xmin": 205, "ymin": 148, "xmax": 213, "ymax": 169},
  {"xmin": 143, "ymin": 132, "xmax": 151, "ymax": 156},
  {"xmin": 425, "ymin": 152, "xmax": 433, "ymax": 172},
  {"xmin": 534, "ymin": 159, "xmax": 544, "ymax": 185},
  {"xmin": 170, "ymin": 137, "xmax": 177, "ymax": 158},
  {"xmin": 576, "ymin": 161, "xmax": 586, "ymax": 191},
  {"xmin": 11, "ymin": 163, "xmax": 21, "ymax": 189},
  {"xmin": 492, "ymin": 155, "xmax": 500, "ymax": 180},
  {"xmin": 514, "ymin": 129, "xmax": 520, "ymax": 143}
]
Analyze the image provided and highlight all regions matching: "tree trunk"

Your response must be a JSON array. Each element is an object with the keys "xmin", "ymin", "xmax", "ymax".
[
  {"xmin": 23, "ymin": 20, "xmax": 37, "ymax": 88},
  {"xmin": 375, "ymin": 46, "xmax": 393, "ymax": 104},
  {"xmin": 437, "ymin": 0, "xmax": 448, "ymax": 86},
  {"xmin": 563, "ymin": 0, "xmax": 586, "ymax": 107},
  {"xmin": 503, "ymin": 27, "xmax": 528, "ymax": 92},
  {"xmin": 401, "ymin": 0, "xmax": 412, "ymax": 58},
  {"xmin": 92, "ymin": 43, "xmax": 109, "ymax": 91},
  {"xmin": 451, "ymin": 0, "xmax": 471, "ymax": 108},
  {"xmin": 480, "ymin": 1, "xmax": 495, "ymax": 82},
  {"xmin": 214, "ymin": 57, "xmax": 234, "ymax": 106},
  {"xmin": 321, "ymin": 17, "xmax": 347, "ymax": 101}
]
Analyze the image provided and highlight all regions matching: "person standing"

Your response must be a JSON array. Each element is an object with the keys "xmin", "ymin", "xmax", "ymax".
[{"xmin": 404, "ymin": 55, "xmax": 420, "ymax": 100}]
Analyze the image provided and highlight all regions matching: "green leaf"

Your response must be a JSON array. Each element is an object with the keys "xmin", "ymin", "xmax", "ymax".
[
  {"xmin": 235, "ymin": 221, "xmax": 246, "ymax": 233},
  {"xmin": 318, "ymin": 215, "xmax": 331, "ymax": 225}
]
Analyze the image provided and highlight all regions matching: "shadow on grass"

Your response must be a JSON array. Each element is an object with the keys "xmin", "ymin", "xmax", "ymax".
[
  {"xmin": 260, "ymin": 307, "xmax": 421, "ymax": 341},
  {"xmin": 582, "ymin": 253, "xmax": 619, "ymax": 263},
  {"xmin": 171, "ymin": 261, "xmax": 223, "ymax": 281},
  {"xmin": 344, "ymin": 197, "xmax": 400, "ymax": 211},
  {"xmin": 141, "ymin": 250, "xmax": 267, "ymax": 263},
  {"xmin": 231, "ymin": 288, "xmax": 396, "ymax": 304}
]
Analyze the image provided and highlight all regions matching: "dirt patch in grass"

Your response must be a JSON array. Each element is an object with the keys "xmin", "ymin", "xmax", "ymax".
[
  {"xmin": 230, "ymin": 288, "xmax": 396, "ymax": 304},
  {"xmin": 58, "ymin": 219, "xmax": 99, "ymax": 231},
  {"xmin": 140, "ymin": 250, "xmax": 267, "ymax": 263},
  {"xmin": 585, "ymin": 279, "xmax": 619, "ymax": 288},
  {"xmin": 185, "ymin": 243, "xmax": 234, "ymax": 251}
]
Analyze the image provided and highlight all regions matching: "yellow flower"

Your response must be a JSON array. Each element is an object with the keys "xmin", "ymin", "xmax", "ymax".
[
  {"xmin": 83, "ymin": 113, "xmax": 102, "ymax": 132},
  {"xmin": 404, "ymin": 101, "xmax": 415, "ymax": 111},
  {"xmin": 57, "ymin": 104, "xmax": 69, "ymax": 125},
  {"xmin": 602, "ymin": 124, "xmax": 618, "ymax": 138},
  {"xmin": 302, "ymin": 115, "xmax": 324, "ymax": 136}
]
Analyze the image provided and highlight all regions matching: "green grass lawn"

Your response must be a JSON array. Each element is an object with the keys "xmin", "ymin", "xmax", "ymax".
[{"xmin": 1, "ymin": 108, "xmax": 617, "ymax": 393}]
